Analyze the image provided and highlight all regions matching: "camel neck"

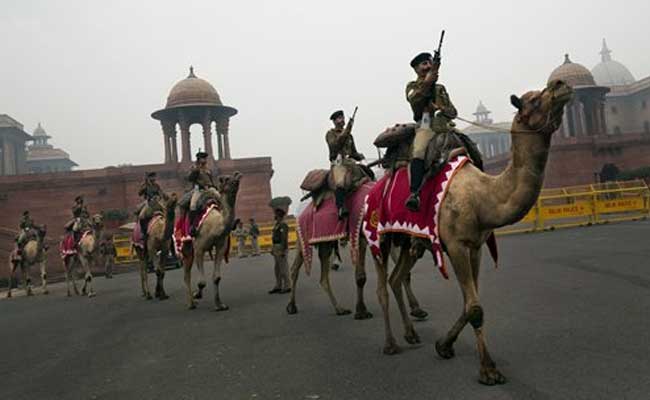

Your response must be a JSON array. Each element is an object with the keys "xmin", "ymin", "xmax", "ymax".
[{"xmin": 485, "ymin": 121, "xmax": 551, "ymax": 229}]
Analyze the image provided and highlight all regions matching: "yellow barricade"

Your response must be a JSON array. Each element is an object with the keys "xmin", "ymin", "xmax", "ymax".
[
  {"xmin": 498, "ymin": 179, "xmax": 650, "ymax": 235},
  {"xmin": 114, "ymin": 232, "xmax": 138, "ymax": 264},
  {"xmin": 230, "ymin": 217, "xmax": 298, "ymax": 255}
]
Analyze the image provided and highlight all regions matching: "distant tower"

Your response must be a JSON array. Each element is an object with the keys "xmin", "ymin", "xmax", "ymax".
[
  {"xmin": 26, "ymin": 122, "xmax": 78, "ymax": 173},
  {"xmin": 473, "ymin": 101, "xmax": 493, "ymax": 124}
]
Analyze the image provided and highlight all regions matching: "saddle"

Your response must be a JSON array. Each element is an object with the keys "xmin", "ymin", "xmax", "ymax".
[
  {"xmin": 376, "ymin": 123, "xmax": 484, "ymax": 174},
  {"xmin": 300, "ymin": 165, "xmax": 374, "ymax": 208}
]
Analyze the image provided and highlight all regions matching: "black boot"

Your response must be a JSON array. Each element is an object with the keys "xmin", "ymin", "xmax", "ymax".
[
  {"xmin": 335, "ymin": 188, "xmax": 349, "ymax": 220},
  {"xmin": 189, "ymin": 210, "xmax": 198, "ymax": 237},
  {"xmin": 405, "ymin": 158, "xmax": 426, "ymax": 212}
]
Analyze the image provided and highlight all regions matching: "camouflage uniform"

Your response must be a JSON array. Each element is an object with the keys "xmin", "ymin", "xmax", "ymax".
[
  {"xmin": 248, "ymin": 220, "xmax": 261, "ymax": 256},
  {"xmin": 180, "ymin": 164, "xmax": 220, "ymax": 213},
  {"xmin": 136, "ymin": 175, "xmax": 166, "ymax": 239},
  {"xmin": 15, "ymin": 213, "xmax": 34, "ymax": 258},
  {"xmin": 65, "ymin": 199, "xmax": 90, "ymax": 232},
  {"xmin": 233, "ymin": 224, "xmax": 248, "ymax": 258}
]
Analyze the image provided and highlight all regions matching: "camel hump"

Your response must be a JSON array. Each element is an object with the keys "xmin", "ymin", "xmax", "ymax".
[
  {"xmin": 300, "ymin": 169, "xmax": 329, "ymax": 192},
  {"xmin": 374, "ymin": 123, "xmax": 416, "ymax": 148}
]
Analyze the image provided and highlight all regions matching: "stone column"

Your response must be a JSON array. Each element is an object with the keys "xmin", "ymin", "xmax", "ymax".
[
  {"xmin": 3, "ymin": 137, "xmax": 15, "ymax": 175},
  {"xmin": 179, "ymin": 114, "xmax": 191, "ymax": 164},
  {"xmin": 163, "ymin": 132, "xmax": 171, "ymax": 163},
  {"xmin": 202, "ymin": 113, "xmax": 215, "ymax": 161},
  {"xmin": 220, "ymin": 118, "xmax": 231, "ymax": 159},
  {"xmin": 162, "ymin": 120, "xmax": 178, "ymax": 164},
  {"xmin": 170, "ymin": 131, "xmax": 179, "ymax": 163}
]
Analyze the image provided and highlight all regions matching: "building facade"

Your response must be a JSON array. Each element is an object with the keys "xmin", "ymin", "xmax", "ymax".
[
  {"xmin": 0, "ymin": 114, "xmax": 32, "ymax": 176},
  {"xmin": 481, "ymin": 40, "xmax": 650, "ymax": 188},
  {"xmin": 26, "ymin": 123, "xmax": 78, "ymax": 173}
]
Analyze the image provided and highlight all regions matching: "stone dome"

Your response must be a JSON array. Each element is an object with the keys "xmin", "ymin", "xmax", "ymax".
[
  {"xmin": 165, "ymin": 67, "xmax": 222, "ymax": 108},
  {"xmin": 548, "ymin": 54, "xmax": 596, "ymax": 87},
  {"xmin": 592, "ymin": 39, "xmax": 635, "ymax": 87},
  {"xmin": 33, "ymin": 122, "xmax": 48, "ymax": 137}
]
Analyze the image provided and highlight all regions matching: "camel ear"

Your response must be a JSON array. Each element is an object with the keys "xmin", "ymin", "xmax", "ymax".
[{"xmin": 510, "ymin": 95, "xmax": 523, "ymax": 111}]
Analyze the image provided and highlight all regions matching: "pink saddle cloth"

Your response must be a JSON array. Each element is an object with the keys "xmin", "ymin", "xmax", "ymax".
[
  {"xmin": 59, "ymin": 230, "xmax": 91, "ymax": 259},
  {"xmin": 296, "ymin": 182, "xmax": 373, "ymax": 275},
  {"xmin": 132, "ymin": 214, "xmax": 163, "ymax": 249},
  {"xmin": 173, "ymin": 204, "xmax": 229, "ymax": 262}
]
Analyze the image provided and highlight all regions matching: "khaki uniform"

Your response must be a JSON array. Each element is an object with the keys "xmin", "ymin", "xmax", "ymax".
[
  {"xmin": 100, "ymin": 238, "xmax": 116, "ymax": 278},
  {"xmin": 65, "ymin": 201, "xmax": 90, "ymax": 232},
  {"xmin": 271, "ymin": 220, "xmax": 290, "ymax": 290},
  {"xmin": 185, "ymin": 165, "xmax": 220, "ymax": 211},
  {"xmin": 326, "ymin": 126, "xmax": 365, "ymax": 190},
  {"xmin": 16, "ymin": 214, "xmax": 34, "ymax": 248},
  {"xmin": 249, "ymin": 222, "xmax": 261, "ymax": 256},
  {"xmin": 137, "ymin": 180, "xmax": 165, "ymax": 221},
  {"xmin": 405, "ymin": 79, "xmax": 457, "ymax": 159},
  {"xmin": 233, "ymin": 226, "xmax": 248, "ymax": 257}
]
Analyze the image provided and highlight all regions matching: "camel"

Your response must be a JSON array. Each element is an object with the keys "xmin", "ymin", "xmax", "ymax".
[
  {"xmin": 63, "ymin": 214, "xmax": 103, "ymax": 298},
  {"xmin": 371, "ymin": 80, "xmax": 573, "ymax": 385},
  {"xmin": 180, "ymin": 172, "xmax": 241, "ymax": 310},
  {"xmin": 7, "ymin": 226, "xmax": 49, "ymax": 298},
  {"xmin": 286, "ymin": 196, "xmax": 428, "ymax": 320},
  {"xmin": 133, "ymin": 193, "xmax": 177, "ymax": 300}
]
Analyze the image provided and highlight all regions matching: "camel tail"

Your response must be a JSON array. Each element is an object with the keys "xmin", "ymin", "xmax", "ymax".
[{"xmin": 486, "ymin": 233, "xmax": 498, "ymax": 269}]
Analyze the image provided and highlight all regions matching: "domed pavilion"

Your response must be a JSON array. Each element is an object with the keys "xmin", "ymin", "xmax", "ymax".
[{"xmin": 152, "ymin": 67, "xmax": 238, "ymax": 164}]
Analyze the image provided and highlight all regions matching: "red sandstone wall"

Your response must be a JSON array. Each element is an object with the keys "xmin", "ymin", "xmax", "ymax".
[{"xmin": 0, "ymin": 158, "xmax": 273, "ymax": 282}]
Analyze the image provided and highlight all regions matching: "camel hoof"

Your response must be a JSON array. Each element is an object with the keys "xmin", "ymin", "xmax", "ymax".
[
  {"xmin": 435, "ymin": 339, "xmax": 455, "ymax": 360},
  {"xmin": 188, "ymin": 302, "xmax": 197, "ymax": 310},
  {"xmin": 383, "ymin": 342, "xmax": 402, "ymax": 356},
  {"xmin": 479, "ymin": 367, "xmax": 507, "ymax": 386},
  {"xmin": 88, "ymin": 292, "xmax": 96, "ymax": 298},
  {"xmin": 404, "ymin": 329, "xmax": 421, "ymax": 345},
  {"xmin": 354, "ymin": 310, "xmax": 373, "ymax": 320},
  {"xmin": 27, "ymin": 290, "xmax": 34, "ymax": 297},
  {"xmin": 67, "ymin": 292, "xmax": 71, "ymax": 297},
  {"xmin": 193, "ymin": 291, "xmax": 203, "ymax": 300},
  {"xmin": 158, "ymin": 294, "xmax": 169, "ymax": 301},
  {"xmin": 214, "ymin": 304, "xmax": 229, "ymax": 312},
  {"xmin": 286, "ymin": 302, "xmax": 298, "ymax": 315},
  {"xmin": 6, "ymin": 292, "xmax": 12, "ymax": 298},
  {"xmin": 410, "ymin": 308, "xmax": 428, "ymax": 321},
  {"xmin": 336, "ymin": 308, "xmax": 352, "ymax": 316}
]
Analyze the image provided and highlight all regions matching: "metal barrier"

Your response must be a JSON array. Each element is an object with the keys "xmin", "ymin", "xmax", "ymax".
[
  {"xmin": 114, "ymin": 233, "xmax": 138, "ymax": 264},
  {"xmin": 230, "ymin": 217, "xmax": 298, "ymax": 256},
  {"xmin": 498, "ymin": 179, "xmax": 650, "ymax": 235}
]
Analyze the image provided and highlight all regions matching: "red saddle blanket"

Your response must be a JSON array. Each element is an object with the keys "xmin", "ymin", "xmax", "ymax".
[
  {"xmin": 59, "ymin": 230, "xmax": 91, "ymax": 259},
  {"xmin": 132, "ymin": 214, "xmax": 163, "ymax": 249},
  {"xmin": 173, "ymin": 204, "xmax": 229, "ymax": 262},
  {"xmin": 362, "ymin": 155, "xmax": 491, "ymax": 279},
  {"xmin": 296, "ymin": 182, "xmax": 373, "ymax": 275}
]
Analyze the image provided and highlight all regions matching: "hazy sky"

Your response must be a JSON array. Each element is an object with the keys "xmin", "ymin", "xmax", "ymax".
[{"xmin": 1, "ymin": 0, "xmax": 649, "ymax": 203}]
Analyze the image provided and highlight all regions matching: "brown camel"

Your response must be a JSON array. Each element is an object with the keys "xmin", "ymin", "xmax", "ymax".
[
  {"xmin": 180, "ymin": 172, "xmax": 241, "ymax": 310},
  {"xmin": 64, "ymin": 214, "xmax": 103, "ymax": 298},
  {"xmin": 286, "ymin": 213, "xmax": 428, "ymax": 320},
  {"xmin": 372, "ymin": 80, "xmax": 573, "ymax": 385},
  {"xmin": 134, "ymin": 193, "xmax": 177, "ymax": 300},
  {"xmin": 7, "ymin": 227, "xmax": 48, "ymax": 298}
]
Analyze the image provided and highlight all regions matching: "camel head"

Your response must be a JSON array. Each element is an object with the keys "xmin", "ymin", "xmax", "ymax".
[
  {"xmin": 510, "ymin": 80, "xmax": 573, "ymax": 136},
  {"xmin": 217, "ymin": 171, "xmax": 242, "ymax": 208},
  {"xmin": 166, "ymin": 193, "xmax": 178, "ymax": 210},
  {"xmin": 91, "ymin": 214, "xmax": 104, "ymax": 230}
]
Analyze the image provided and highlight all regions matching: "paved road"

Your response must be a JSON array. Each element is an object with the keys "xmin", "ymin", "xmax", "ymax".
[{"xmin": 2, "ymin": 221, "xmax": 650, "ymax": 400}]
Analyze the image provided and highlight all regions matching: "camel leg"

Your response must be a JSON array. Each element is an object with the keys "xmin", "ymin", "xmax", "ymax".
[
  {"xmin": 80, "ymin": 256, "xmax": 96, "ymax": 298},
  {"xmin": 140, "ymin": 255, "xmax": 152, "ymax": 300},
  {"xmin": 22, "ymin": 265, "xmax": 34, "ymax": 297},
  {"xmin": 212, "ymin": 245, "xmax": 229, "ymax": 311},
  {"xmin": 40, "ymin": 260, "xmax": 48, "ymax": 295},
  {"xmin": 7, "ymin": 260, "xmax": 17, "ymax": 298},
  {"xmin": 388, "ymin": 248, "xmax": 420, "ymax": 345},
  {"xmin": 375, "ymin": 245, "xmax": 400, "ymax": 355},
  {"xmin": 318, "ymin": 244, "xmax": 350, "ymax": 316},
  {"xmin": 403, "ymin": 272, "xmax": 428, "ymax": 320},
  {"xmin": 154, "ymin": 250, "xmax": 169, "ymax": 300},
  {"xmin": 183, "ymin": 247, "xmax": 196, "ymax": 310},
  {"xmin": 286, "ymin": 248, "xmax": 303, "ymax": 315},
  {"xmin": 436, "ymin": 243, "xmax": 505, "ymax": 385},
  {"xmin": 72, "ymin": 259, "xmax": 80, "ymax": 296},
  {"xmin": 353, "ymin": 238, "xmax": 373, "ymax": 320},
  {"xmin": 193, "ymin": 250, "xmax": 207, "ymax": 300}
]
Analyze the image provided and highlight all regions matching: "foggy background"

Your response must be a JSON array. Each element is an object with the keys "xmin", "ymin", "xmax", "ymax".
[{"xmin": 1, "ymin": 0, "xmax": 648, "ymax": 204}]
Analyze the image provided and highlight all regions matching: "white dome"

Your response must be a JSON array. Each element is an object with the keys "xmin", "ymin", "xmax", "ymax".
[{"xmin": 592, "ymin": 39, "xmax": 635, "ymax": 87}]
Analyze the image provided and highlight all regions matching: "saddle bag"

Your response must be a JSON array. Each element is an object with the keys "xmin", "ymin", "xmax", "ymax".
[
  {"xmin": 300, "ymin": 169, "xmax": 329, "ymax": 192},
  {"xmin": 374, "ymin": 123, "xmax": 416, "ymax": 148}
]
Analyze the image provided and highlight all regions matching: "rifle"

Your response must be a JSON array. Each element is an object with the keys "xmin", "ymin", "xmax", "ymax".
[
  {"xmin": 350, "ymin": 106, "xmax": 358, "ymax": 121},
  {"xmin": 430, "ymin": 30, "xmax": 445, "ymax": 104}
]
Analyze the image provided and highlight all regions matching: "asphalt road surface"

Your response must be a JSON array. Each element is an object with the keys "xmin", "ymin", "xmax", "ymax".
[{"xmin": 2, "ymin": 221, "xmax": 650, "ymax": 400}]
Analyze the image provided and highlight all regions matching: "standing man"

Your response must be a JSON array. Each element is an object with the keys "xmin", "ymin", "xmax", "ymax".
[
  {"xmin": 248, "ymin": 218, "xmax": 261, "ymax": 257},
  {"xmin": 233, "ymin": 219, "xmax": 248, "ymax": 258},
  {"xmin": 268, "ymin": 197, "xmax": 292, "ymax": 294},
  {"xmin": 326, "ymin": 109, "xmax": 365, "ymax": 219},
  {"xmin": 404, "ymin": 52, "xmax": 457, "ymax": 211},
  {"xmin": 99, "ymin": 233, "xmax": 116, "ymax": 279}
]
